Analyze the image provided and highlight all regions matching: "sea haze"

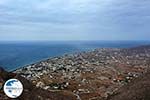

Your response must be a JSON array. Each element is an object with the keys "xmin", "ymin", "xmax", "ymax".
[{"xmin": 0, "ymin": 41, "xmax": 150, "ymax": 71}]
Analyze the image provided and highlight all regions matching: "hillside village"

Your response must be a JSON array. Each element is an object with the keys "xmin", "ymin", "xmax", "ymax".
[{"xmin": 13, "ymin": 45, "xmax": 150, "ymax": 100}]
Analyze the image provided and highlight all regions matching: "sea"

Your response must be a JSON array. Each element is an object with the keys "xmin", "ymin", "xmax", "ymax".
[{"xmin": 0, "ymin": 41, "xmax": 150, "ymax": 71}]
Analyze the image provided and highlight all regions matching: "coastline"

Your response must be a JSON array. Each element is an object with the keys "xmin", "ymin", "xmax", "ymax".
[
  {"xmin": 1, "ymin": 41, "xmax": 150, "ymax": 71},
  {"xmin": 1, "ymin": 45, "xmax": 150, "ymax": 100},
  {"xmin": 11, "ymin": 46, "xmax": 131, "ymax": 72},
  {"xmin": 13, "ymin": 45, "xmax": 150, "ymax": 99},
  {"xmin": 12, "ymin": 50, "xmax": 89, "ymax": 72},
  {"xmin": 12, "ymin": 44, "xmax": 150, "ymax": 72}
]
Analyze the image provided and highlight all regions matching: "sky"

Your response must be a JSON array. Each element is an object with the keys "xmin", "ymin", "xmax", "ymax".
[{"xmin": 0, "ymin": 0, "xmax": 150, "ymax": 41}]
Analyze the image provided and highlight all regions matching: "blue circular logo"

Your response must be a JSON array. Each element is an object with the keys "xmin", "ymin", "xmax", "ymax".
[{"xmin": 4, "ymin": 79, "xmax": 23, "ymax": 98}]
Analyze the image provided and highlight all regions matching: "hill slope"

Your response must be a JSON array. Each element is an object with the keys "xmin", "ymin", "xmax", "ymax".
[
  {"xmin": 1, "ymin": 45, "xmax": 150, "ymax": 100},
  {"xmin": 107, "ymin": 70, "xmax": 150, "ymax": 100}
]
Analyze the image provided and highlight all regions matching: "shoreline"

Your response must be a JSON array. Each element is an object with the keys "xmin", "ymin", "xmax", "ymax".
[
  {"xmin": 13, "ymin": 45, "xmax": 150, "ymax": 99},
  {"xmin": 1, "ymin": 41, "xmax": 149, "ymax": 71},
  {"xmin": 12, "ymin": 44, "xmax": 149, "ymax": 72},
  {"xmin": 12, "ymin": 48, "xmax": 95, "ymax": 72}
]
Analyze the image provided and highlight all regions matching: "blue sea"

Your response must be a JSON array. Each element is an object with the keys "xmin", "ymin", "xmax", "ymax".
[{"xmin": 0, "ymin": 41, "xmax": 150, "ymax": 71}]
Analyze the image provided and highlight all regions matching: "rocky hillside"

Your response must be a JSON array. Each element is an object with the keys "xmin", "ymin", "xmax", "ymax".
[
  {"xmin": 13, "ymin": 45, "xmax": 150, "ymax": 100},
  {"xmin": 107, "ymin": 69, "xmax": 150, "ymax": 100},
  {"xmin": 0, "ymin": 67, "xmax": 76, "ymax": 100}
]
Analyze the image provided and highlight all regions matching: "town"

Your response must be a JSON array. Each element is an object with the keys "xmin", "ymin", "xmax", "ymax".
[{"xmin": 14, "ymin": 45, "xmax": 150, "ymax": 100}]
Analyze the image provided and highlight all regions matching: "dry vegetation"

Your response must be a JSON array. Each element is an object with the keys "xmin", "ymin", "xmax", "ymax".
[{"xmin": 1, "ymin": 45, "xmax": 150, "ymax": 100}]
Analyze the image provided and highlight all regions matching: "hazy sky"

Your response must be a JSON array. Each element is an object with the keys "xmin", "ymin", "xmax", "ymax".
[{"xmin": 0, "ymin": 0, "xmax": 150, "ymax": 41}]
